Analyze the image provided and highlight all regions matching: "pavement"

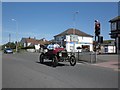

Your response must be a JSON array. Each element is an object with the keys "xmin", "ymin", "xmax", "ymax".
[
  {"xmin": 92, "ymin": 60, "xmax": 120, "ymax": 71},
  {"xmin": 77, "ymin": 54, "xmax": 119, "ymax": 71},
  {"xmin": 92, "ymin": 58, "xmax": 119, "ymax": 71}
]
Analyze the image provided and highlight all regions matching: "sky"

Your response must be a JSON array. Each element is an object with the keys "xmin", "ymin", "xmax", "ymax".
[{"xmin": 2, "ymin": 2, "xmax": 118, "ymax": 44}]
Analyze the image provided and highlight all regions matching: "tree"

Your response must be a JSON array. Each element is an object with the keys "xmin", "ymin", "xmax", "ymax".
[{"xmin": 2, "ymin": 42, "xmax": 16, "ymax": 50}]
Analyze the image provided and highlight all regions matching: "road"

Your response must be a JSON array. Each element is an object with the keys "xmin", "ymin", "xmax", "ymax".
[{"xmin": 2, "ymin": 52, "xmax": 118, "ymax": 88}]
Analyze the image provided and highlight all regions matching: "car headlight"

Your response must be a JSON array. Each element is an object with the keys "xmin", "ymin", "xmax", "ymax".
[
  {"xmin": 59, "ymin": 53, "xmax": 62, "ymax": 57},
  {"xmin": 68, "ymin": 53, "xmax": 71, "ymax": 56},
  {"xmin": 44, "ymin": 49, "xmax": 48, "ymax": 53}
]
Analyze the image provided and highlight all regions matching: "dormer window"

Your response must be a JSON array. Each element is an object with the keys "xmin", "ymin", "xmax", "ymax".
[{"xmin": 111, "ymin": 22, "xmax": 117, "ymax": 30}]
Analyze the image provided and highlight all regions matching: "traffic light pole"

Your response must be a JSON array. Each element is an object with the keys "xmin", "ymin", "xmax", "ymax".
[
  {"xmin": 95, "ymin": 35, "xmax": 96, "ymax": 52},
  {"xmin": 94, "ymin": 20, "xmax": 100, "ymax": 63},
  {"xmin": 95, "ymin": 35, "xmax": 97, "ymax": 63},
  {"xmin": 94, "ymin": 20, "xmax": 103, "ymax": 62}
]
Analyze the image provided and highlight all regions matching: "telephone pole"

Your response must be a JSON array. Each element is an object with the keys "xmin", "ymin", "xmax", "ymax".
[{"xmin": 9, "ymin": 33, "xmax": 11, "ymax": 43}]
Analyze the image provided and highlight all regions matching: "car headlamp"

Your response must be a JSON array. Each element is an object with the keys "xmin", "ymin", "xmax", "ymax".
[
  {"xmin": 44, "ymin": 49, "xmax": 48, "ymax": 53},
  {"xmin": 68, "ymin": 53, "xmax": 71, "ymax": 56},
  {"xmin": 59, "ymin": 53, "xmax": 62, "ymax": 57}
]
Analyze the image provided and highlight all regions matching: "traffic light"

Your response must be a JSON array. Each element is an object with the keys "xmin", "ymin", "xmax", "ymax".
[
  {"xmin": 98, "ymin": 36, "xmax": 103, "ymax": 43},
  {"xmin": 95, "ymin": 20, "xmax": 100, "ymax": 36},
  {"xmin": 95, "ymin": 29, "xmax": 100, "ymax": 36}
]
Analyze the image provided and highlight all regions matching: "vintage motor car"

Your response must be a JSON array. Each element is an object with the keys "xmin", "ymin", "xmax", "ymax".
[{"xmin": 39, "ymin": 44, "xmax": 76, "ymax": 67}]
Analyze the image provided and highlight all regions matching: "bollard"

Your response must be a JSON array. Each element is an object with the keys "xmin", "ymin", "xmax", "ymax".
[
  {"xmin": 90, "ymin": 53, "xmax": 92, "ymax": 63},
  {"xmin": 78, "ymin": 51, "xmax": 79, "ymax": 61},
  {"xmin": 95, "ymin": 52, "xmax": 97, "ymax": 63}
]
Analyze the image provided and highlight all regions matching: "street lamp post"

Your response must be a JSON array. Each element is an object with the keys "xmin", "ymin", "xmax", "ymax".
[
  {"xmin": 11, "ymin": 19, "xmax": 18, "ymax": 52},
  {"xmin": 73, "ymin": 11, "xmax": 79, "ymax": 34},
  {"xmin": 73, "ymin": 11, "xmax": 79, "ymax": 52}
]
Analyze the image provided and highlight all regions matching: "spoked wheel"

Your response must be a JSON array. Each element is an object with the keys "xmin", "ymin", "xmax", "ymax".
[
  {"xmin": 39, "ymin": 54, "xmax": 44, "ymax": 64},
  {"xmin": 52, "ymin": 56, "xmax": 58, "ymax": 67},
  {"xmin": 69, "ymin": 56, "xmax": 76, "ymax": 66}
]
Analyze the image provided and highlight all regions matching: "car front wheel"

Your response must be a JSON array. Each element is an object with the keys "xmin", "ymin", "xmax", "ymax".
[
  {"xmin": 39, "ymin": 54, "xmax": 44, "ymax": 64},
  {"xmin": 52, "ymin": 56, "xmax": 58, "ymax": 67},
  {"xmin": 69, "ymin": 56, "xmax": 76, "ymax": 66}
]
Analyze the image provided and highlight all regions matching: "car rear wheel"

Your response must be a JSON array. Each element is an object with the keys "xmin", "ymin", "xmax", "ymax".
[
  {"xmin": 39, "ymin": 54, "xmax": 44, "ymax": 63},
  {"xmin": 52, "ymin": 56, "xmax": 58, "ymax": 67},
  {"xmin": 69, "ymin": 56, "xmax": 76, "ymax": 66}
]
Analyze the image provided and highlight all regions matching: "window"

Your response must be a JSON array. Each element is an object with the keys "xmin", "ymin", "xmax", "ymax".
[
  {"xmin": 70, "ymin": 46, "xmax": 73, "ymax": 51},
  {"xmin": 111, "ymin": 22, "xmax": 117, "ymax": 30},
  {"xmin": 82, "ymin": 45, "xmax": 90, "ymax": 52},
  {"xmin": 70, "ymin": 35, "xmax": 78, "ymax": 42},
  {"xmin": 118, "ymin": 21, "xmax": 120, "ymax": 30},
  {"xmin": 55, "ymin": 37, "xmax": 60, "ymax": 41},
  {"xmin": 118, "ymin": 37, "xmax": 120, "ymax": 50}
]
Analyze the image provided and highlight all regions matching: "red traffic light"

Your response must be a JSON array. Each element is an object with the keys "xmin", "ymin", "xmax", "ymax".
[{"xmin": 95, "ymin": 22, "xmax": 100, "ymax": 30}]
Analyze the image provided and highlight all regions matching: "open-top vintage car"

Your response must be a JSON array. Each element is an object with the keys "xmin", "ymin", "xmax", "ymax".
[{"xmin": 39, "ymin": 44, "xmax": 76, "ymax": 67}]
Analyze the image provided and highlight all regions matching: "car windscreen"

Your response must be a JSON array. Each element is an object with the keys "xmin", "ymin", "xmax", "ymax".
[
  {"xmin": 47, "ymin": 44, "xmax": 54, "ymax": 50},
  {"xmin": 6, "ymin": 49, "xmax": 12, "ymax": 50}
]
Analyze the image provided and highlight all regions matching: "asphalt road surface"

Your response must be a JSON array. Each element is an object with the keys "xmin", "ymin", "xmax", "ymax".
[{"xmin": 2, "ymin": 52, "xmax": 118, "ymax": 88}]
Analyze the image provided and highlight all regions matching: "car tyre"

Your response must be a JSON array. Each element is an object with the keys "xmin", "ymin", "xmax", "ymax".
[
  {"xmin": 39, "ymin": 54, "xmax": 44, "ymax": 64},
  {"xmin": 69, "ymin": 56, "xmax": 76, "ymax": 66},
  {"xmin": 52, "ymin": 56, "xmax": 58, "ymax": 67}
]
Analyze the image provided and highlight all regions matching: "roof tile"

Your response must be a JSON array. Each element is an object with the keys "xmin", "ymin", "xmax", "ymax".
[{"xmin": 54, "ymin": 28, "xmax": 93, "ymax": 37}]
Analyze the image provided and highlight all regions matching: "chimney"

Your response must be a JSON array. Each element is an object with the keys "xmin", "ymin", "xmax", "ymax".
[{"xmin": 42, "ymin": 38, "xmax": 45, "ymax": 42}]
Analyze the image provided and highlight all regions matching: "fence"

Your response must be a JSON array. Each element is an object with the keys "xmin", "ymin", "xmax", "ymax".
[{"xmin": 74, "ymin": 52, "xmax": 97, "ymax": 63}]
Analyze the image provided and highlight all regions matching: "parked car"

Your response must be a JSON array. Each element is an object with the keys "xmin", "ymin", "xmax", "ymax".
[
  {"xmin": 39, "ymin": 44, "xmax": 76, "ymax": 67},
  {"xmin": 4, "ymin": 48, "xmax": 13, "ymax": 54}
]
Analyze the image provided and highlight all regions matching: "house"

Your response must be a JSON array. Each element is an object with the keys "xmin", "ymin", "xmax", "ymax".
[
  {"xmin": 21, "ymin": 37, "xmax": 39, "ymax": 47},
  {"xmin": 21, "ymin": 37, "xmax": 50, "ymax": 47},
  {"xmin": 100, "ymin": 40, "xmax": 116, "ymax": 53},
  {"xmin": 20, "ymin": 37, "xmax": 50, "ymax": 52},
  {"xmin": 54, "ymin": 28, "xmax": 93, "ymax": 52},
  {"xmin": 39, "ymin": 38, "xmax": 51, "ymax": 46},
  {"xmin": 109, "ymin": 16, "xmax": 120, "ymax": 54}
]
